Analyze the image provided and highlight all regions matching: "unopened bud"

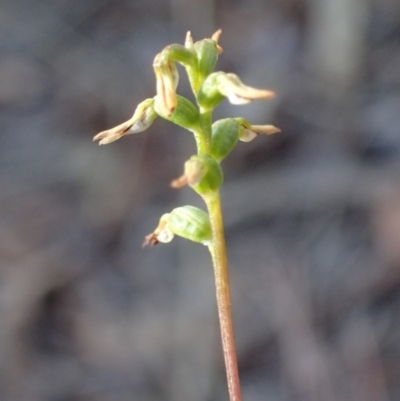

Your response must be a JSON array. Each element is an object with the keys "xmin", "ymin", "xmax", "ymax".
[
  {"xmin": 182, "ymin": 30, "xmax": 223, "ymax": 93},
  {"xmin": 194, "ymin": 39, "xmax": 219, "ymax": 81},
  {"xmin": 93, "ymin": 98, "xmax": 157, "ymax": 145}
]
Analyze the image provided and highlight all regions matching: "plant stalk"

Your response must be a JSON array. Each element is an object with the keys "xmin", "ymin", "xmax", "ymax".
[{"xmin": 205, "ymin": 192, "xmax": 242, "ymax": 401}]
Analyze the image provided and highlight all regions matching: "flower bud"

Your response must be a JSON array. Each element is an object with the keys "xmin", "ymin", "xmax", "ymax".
[
  {"xmin": 93, "ymin": 98, "xmax": 157, "ymax": 145},
  {"xmin": 235, "ymin": 118, "xmax": 281, "ymax": 142},
  {"xmin": 171, "ymin": 154, "xmax": 223, "ymax": 195},
  {"xmin": 143, "ymin": 206, "xmax": 212, "ymax": 246},
  {"xmin": 153, "ymin": 52, "xmax": 179, "ymax": 116},
  {"xmin": 211, "ymin": 118, "xmax": 241, "ymax": 162},
  {"xmin": 154, "ymin": 95, "xmax": 200, "ymax": 130},
  {"xmin": 194, "ymin": 38, "xmax": 219, "ymax": 81},
  {"xmin": 182, "ymin": 30, "xmax": 223, "ymax": 93}
]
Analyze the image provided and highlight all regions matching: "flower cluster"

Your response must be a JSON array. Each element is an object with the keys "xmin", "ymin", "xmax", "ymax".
[{"xmin": 93, "ymin": 30, "xmax": 279, "ymax": 246}]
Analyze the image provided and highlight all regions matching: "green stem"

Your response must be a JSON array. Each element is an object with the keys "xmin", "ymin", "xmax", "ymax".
[
  {"xmin": 191, "ymin": 110, "xmax": 212, "ymax": 154},
  {"xmin": 193, "ymin": 81, "xmax": 241, "ymax": 401},
  {"xmin": 199, "ymin": 109, "xmax": 212, "ymax": 153},
  {"xmin": 205, "ymin": 192, "xmax": 242, "ymax": 401},
  {"xmin": 192, "ymin": 129, "xmax": 208, "ymax": 154}
]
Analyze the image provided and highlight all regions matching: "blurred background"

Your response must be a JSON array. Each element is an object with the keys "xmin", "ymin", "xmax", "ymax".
[{"xmin": 2, "ymin": 0, "xmax": 400, "ymax": 400}]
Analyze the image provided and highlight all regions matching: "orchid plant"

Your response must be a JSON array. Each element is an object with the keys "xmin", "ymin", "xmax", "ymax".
[{"xmin": 94, "ymin": 30, "xmax": 279, "ymax": 401}]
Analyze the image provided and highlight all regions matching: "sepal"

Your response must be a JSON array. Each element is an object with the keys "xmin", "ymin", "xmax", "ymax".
[
  {"xmin": 194, "ymin": 39, "xmax": 219, "ymax": 81},
  {"xmin": 154, "ymin": 95, "xmax": 200, "ymax": 130},
  {"xmin": 211, "ymin": 118, "xmax": 241, "ymax": 162}
]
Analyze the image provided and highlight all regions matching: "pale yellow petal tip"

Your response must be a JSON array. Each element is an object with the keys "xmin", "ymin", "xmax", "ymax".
[
  {"xmin": 185, "ymin": 31, "xmax": 194, "ymax": 49},
  {"xmin": 211, "ymin": 29, "xmax": 223, "ymax": 54},
  {"xmin": 93, "ymin": 131, "xmax": 122, "ymax": 146},
  {"xmin": 98, "ymin": 137, "xmax": 119, "ymax": 146},
  {"xmin": 92, "ymin": 133, "xmax": 102, "ymax": 142},
  {"xmin": 251, "ymin": 125, "xmax": 281, "ymax": 135},
  {"xmin": 218, "ymin": 73, "xmax": 276, "ymax": 103},
  {"xmin": 245, "ymin": 89, "xmax": 276, "ymax": 100},
  {"xmin": 269, "ymin": 126, "xmax": 281, "ymax": 135},
  {"xmin": 93, "ymin": 121, "xmax": 131, "ymax": 145},
  {"xmin": 264, "ymin": 90, "xmax": 276, "ymax": 99},
  {"xmin": 211, "ymin": 29, "xmax": 222, "ymax": 43},
  {"xmin": 93, "ymin": 130, "xmax": 110, "ymax": 141}
]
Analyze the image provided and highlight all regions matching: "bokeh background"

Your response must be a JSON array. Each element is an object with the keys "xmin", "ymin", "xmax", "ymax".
[{"xmin": 2, "ymin": 0, "xmax": 400, "ymax": 400}]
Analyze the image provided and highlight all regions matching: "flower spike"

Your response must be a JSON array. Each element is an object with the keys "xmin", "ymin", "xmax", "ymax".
[
  {"xmin": 95, "ymin": 30, "xmax": 280, "ymax": 401},
  {"xmin": 93, "ymin": 98, "xmax": 157, "ymax": 145}
]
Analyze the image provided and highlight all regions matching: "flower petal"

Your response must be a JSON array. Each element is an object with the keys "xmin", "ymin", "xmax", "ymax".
[
  {"xmin": 93, "ymin": 98, "xmax": 157, "ymax": 145},
  {"xmin": 153, "ymin": 53, "xmax": 179, "ymax": 116},
  {"xmin": 239, "ymin": 124, "xmax": 281, "ymax": 142},
  {"xmin": 217, "ymin": 73, "xmax": 275, "ymax": 104},
  {"xmin": 250, "ymin": 125, "xmax": 281, "ymax": 135}
]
